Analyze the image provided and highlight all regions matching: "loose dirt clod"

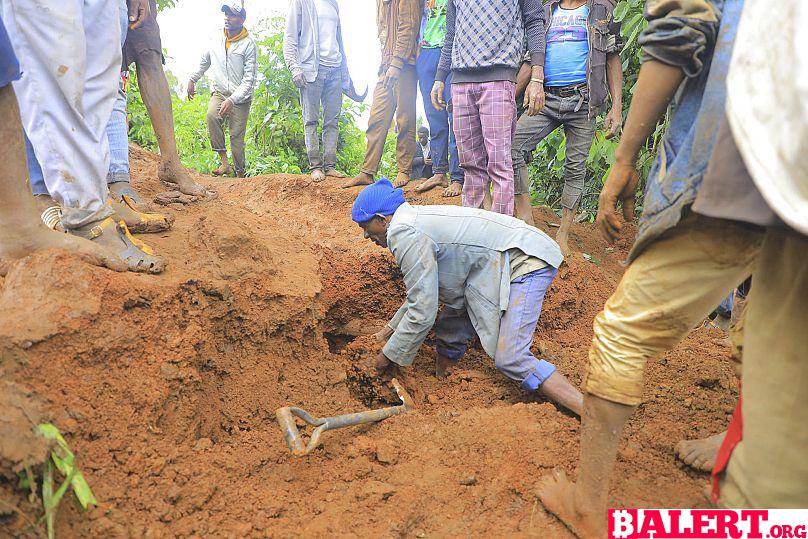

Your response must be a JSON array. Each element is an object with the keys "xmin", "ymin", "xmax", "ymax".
[{"xmin": 0, "ymin": 145, "xmax": 738, "ymax": 537}]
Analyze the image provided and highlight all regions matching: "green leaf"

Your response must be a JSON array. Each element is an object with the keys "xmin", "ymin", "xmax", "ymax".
[{"xmin": 613, "ymin": 1, "xmax": 629, "ymax": 22}]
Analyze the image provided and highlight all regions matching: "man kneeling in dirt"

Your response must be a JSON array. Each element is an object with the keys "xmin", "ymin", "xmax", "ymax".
[{"xmin": 352, "ymin": 179, "xmax": 583, "ymax": 416}]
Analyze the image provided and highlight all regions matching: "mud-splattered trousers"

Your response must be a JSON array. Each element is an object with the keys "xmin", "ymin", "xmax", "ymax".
[
  {"xmin": 3, "ymin": 0, "xmax": 120, "ymax": 229},
  {"xmin": 436, "ymin": 266, "xmax": 558, "ymax": 391}
]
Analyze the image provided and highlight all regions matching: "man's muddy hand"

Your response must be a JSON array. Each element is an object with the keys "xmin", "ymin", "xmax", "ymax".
[
  {"xmin": 431, "ymin": 81, "xmax": 446, "ymax": 111},
  {"xmin": 127, "ymin": 0, "xmax": 149, "ymax": 29},
  {"xmin": 604, "ymin": 107, "xmax": 622, "ymax": 139},
  {"xmin": 597, "ymin": 161, "xmax": 637, "ymax": 243}
]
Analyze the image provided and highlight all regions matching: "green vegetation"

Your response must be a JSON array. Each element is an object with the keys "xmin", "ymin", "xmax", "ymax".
[
  {"xmin": 130, "ymin": 1, "xmax": 657, "ymax": 217},
  {"xmin": 17, "ymin": 424, "xmax": 97, "ymax": 539}
]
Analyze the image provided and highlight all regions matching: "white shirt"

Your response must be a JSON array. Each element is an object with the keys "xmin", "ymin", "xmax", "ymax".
[
  {"xmin": 726, "ymin": 0, "xmax": 808, "ymax": 234},
  {"xmin": 315, "ymin": 0, "xmax": 342, "ymax": 68}
]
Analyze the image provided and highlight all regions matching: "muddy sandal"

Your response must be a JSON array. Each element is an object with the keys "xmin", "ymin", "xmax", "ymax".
[
  {"xmin": 72, "ymin": 217, "xmax": 166, "ymax": 274},
  {"xmin": 108, "ymin": 196, "xmax": 174, "ymax": 234},
  {"xmin": 108, "ymin": 182, "xmax": 144, "ymax": 204}
]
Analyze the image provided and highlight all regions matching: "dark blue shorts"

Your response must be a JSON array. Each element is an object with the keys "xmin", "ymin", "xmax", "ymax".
[{"xmin": 0, "ymin": 17, "xmax": 21, "ymax": 88}]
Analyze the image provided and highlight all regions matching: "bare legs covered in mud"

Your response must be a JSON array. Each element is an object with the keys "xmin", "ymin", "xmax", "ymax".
[
  {"xmin": 134, "ymin": 49, "xmax": 214, "ymax": 198},
  {"xmin": 0, "ymin": 85, "xmax": 126, "ymax": 275}
]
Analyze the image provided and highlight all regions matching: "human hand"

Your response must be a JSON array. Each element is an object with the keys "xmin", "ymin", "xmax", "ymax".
[
  {"xmin": 186, "ymin": 80, "xmax": 196, "ymax": 99},
  {"xmin": 367, "ymin": 351, "xmax": 395, "ymax": 376},
  {"xmin": 431, "ymin": 81, "xmax": 446, "ymax": 110},
  {"xmin": 524, "ymin": 80, "xmax": 545, "ymax": 116},
  {"xmin": 604, "ymin": 107, "xmax": 622, "ymax": 139},
  {"xmin": 127, "ymin": 0, "xmax": 149, "ymax": 29},
  {"xmin": 373, "ymin": 325, "xmax": 394, "ymax": 344},
  {"xmin": 218, "ymin": 98, "xmax": 234, "ymax": 117},
  {"xmin": 383, "ymin": 65, "xmax": 401, "ymax": 90},
  {"xmin": 596, "ymin": 161, "xmax": 638, "ymax": 243},
  {"xmin": 292, "ymin": 73, "xmax": 307, "ymax": 89}
]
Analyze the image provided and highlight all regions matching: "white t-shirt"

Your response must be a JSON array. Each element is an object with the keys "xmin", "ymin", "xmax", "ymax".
[
  {"xmin": 315, "ymin": 0, "xmax": 342, "ymax": 68},
  {"xmin": 726, "ymin": 0, "xmax": 808, "ymax": 234}
]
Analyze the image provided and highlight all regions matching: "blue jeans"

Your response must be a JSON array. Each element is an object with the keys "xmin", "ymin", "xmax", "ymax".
[
  {"xmin": 26, "ymin": 0, "xmax": 129, "ymax": 195},
  {"xmin": 416, "ymin": 47, "xmax": 463, "ymax": 183},
  {"xmin": 435, "ymin": 265, "xmax": 558, "ymax": 391}
]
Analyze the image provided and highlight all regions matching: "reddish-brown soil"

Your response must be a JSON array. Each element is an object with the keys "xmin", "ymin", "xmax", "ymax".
[{"xmin": 0, "ymin": 146, "xmax": 737, "ymax": 538}]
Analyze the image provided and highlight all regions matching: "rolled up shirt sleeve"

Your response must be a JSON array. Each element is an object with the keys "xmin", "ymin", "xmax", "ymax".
[
  {"xmin": 638, "ymin": 0, "xmax": 720, "ymax": 78},
  {"xmin": 382, "ymin": 226, "xmax": 440, "ymax": 366}
]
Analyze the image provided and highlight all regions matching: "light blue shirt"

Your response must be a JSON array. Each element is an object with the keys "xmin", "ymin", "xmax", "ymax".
[
  {"xmin": 544, "ymin": 4, "xmax": 589, "ymax": 87},
  {"xmin": 382, "ymin": 203, "xmax": 563, "ymax": 367}
]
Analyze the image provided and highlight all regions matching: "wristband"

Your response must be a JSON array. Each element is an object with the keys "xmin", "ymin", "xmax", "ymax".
[{"xmin": 531, "ymin": 78, "xmax": 544, "ymax": 83}]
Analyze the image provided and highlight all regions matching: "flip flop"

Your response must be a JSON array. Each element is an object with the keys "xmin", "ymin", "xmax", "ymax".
[{"xmin": 108, "ymin": 182, "xmax": 144, "ymax": 204}]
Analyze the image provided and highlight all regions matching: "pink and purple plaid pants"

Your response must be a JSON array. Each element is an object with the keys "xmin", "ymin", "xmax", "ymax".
[{"xmin": 451, "ymin": 81, "xmax": 517, "ymax": 216}]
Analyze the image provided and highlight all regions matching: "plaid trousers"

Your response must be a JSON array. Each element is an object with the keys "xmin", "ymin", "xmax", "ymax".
[{"xmin": 451, "ymin": 81, "xmax": 517, "ymax": 216}]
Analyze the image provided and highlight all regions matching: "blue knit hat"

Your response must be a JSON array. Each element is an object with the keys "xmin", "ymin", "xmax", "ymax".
[{"xmin": 351, "ymin": 178, "xmax": 406, "ymax": 223}]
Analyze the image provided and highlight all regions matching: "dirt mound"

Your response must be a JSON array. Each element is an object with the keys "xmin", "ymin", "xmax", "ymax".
[{"xmin": 0, "ymin": 146, "xmax": 737, "ymax": 537}]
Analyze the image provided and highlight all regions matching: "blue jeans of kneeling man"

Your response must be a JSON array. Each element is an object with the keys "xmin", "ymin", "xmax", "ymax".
[{"xmin": 435, "ymin": 266, "xmax": 558, "ymax": 391}]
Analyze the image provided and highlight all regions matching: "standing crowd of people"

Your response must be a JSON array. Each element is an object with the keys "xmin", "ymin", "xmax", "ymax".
[{"xmin": 1, "ymin": 0, "xmax": 806, "ymax": 536}]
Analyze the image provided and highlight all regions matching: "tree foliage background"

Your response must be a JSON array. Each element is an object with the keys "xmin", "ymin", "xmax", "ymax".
[{"xmin": 129, "ymin": 0, "xmax": 657, "ymax": 217}]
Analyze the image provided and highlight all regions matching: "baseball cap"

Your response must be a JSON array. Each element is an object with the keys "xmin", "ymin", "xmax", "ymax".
[{"xmin": 221, "ymin": 0, "xmax": 246, "ymax": 17}]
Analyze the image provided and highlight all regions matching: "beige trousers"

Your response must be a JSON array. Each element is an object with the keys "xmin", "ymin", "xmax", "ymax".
[
  {"xmin": 207, "ymin": 91, "xmax": 252, "ymax": 176},
  {"xmin": 360, "ymin": 63, "xmax": 418, "ymax": 176},
  {"xmin": 584, "ymin": 212, "xmax": 808, "ymax": 507}
]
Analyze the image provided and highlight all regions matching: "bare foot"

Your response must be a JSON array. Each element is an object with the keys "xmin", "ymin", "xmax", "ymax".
[
  {"xmin": 311, "ymin": 169, "xmax": 326, "ymax": 183},
  {"xmin": 211, "ymin": 164, "xmax": 233, "ymax": 177},
  {"xmin": 435, "ymin": 354, "xmax": 454, "ymax": 378},
  {"xmin": 675, "ymin": 431, "xmax": 726, "ymax": 472},
  {"xmin": 158, "ymin": 162, "xmax": 217, "ymax": 200},
  {"xmin": 0, "ymin": 222, "xmax": 127, "ymax": 276},
  {"xmin": 342, "ymin": 172, "xmax": 374, "ymax": 189},
  {"xmin": 443, "ymin": 181, "xmax": 462, "ymax": 198},
  {"xmin": 414, "ymin": 173, "xmax": 447, "ymax": 194},
  {"xmin": 325, "ymin": 168, "xmax": 347, "ymax": 178},
  {"xmin": 393, "ymin": 172, "xmax": 411, "ymax": 188},
  {"xmin": 537, "ymin": 469, "xmax": 603, "ymax": 539}
]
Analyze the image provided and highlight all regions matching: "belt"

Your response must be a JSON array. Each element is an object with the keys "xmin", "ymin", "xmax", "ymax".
[{"xmin": 544, "ymin": 83, "xmax": 588, "ymax": 97}]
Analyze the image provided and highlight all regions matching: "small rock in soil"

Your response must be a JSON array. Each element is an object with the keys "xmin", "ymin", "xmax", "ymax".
[
  {"xmin": 375, "ymin": 441, "xmax": 398, "ymax": 464},
  {"xmin": 426, "ymin": 394, "xmax": 440, "ymax": 404},
  {"xmin": 360, "ymin": 480, "xmax": 396, "ymax": 500},
  {"xmin": 193, "ymin": 438, "xmax": 214, "ymax": 451},
  {"xmin": 459, "ymin": 476, "xmax": 478, "ymax": 486}
]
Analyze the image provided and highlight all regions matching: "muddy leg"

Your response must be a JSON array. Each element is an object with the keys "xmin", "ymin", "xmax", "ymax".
[
  {"xmin": 556, "ymin": 207, "xmax": 575, "ymax": 258},
  {"xmin": 136, "ymin": 50, "xmax": 212, "ymax": 197},
  {"xmin": 537, "ymin": 371, "xmax": 583, "ymax": 416},
  {"xmin": 515, "ymin": 193, "xmax": 535, "ymax": 226},
  {"xmin": 0, "ymin": 85, "xmax": 126, "ymax": 275},
  {"xmin": 538, "ymin": 394, "xmax": 635, "ymax": 539}
]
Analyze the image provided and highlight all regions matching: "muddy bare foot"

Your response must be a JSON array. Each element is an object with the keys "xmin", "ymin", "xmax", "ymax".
[
  {"xmin": 537, "ymin": 469, "xmax": 603, "ymax": 539},
  {"xmin": 325, "ymin": 168, "xmax": 347, "ymax": 178},
  {"xmin": 159, "ymin": 162, "xmax": 218, "ymax": 200},
  {"xmin": 393, "ymin": 172, "xmax": 411, "ymax": 189},
  {"xmin": 342, "ymin": 172, "xmax": 374, "ymax": 189},
  {"xmin": 443, "ymin": 181, "xmax": 462, "ymax": 198},
  {"xmin": 675, "ymin": 431, "xmax": 725, "ymax": 472},
  {"xmin": 0, "ymin": 222, "xmax": 127, "ymax": 276},
  {"xmin": 211, "ymin": 164, "xmax": 233, "ymax": 177},
  {"xmin": 557, "ymin": 233, "xmax": 572, "ymax": 259},
  {"xmin": 435, "ymin": 354, "xmax": 453, "ymax": 378},
  {"xmin": 415, "ymin": 173, "xmax": 447, "ymax": 194},
  {"xmin": 311, "ymin": 169, "xmax": 326, "ymax": 183}
]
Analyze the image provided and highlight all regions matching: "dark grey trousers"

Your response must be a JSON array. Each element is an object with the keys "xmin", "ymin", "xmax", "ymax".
[{"xmin": 511, "ymin": 91, "xmax": 595, "ymax": 208}]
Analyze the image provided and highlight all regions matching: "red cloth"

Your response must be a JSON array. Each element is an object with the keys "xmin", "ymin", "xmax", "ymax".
[{"xmin": 712, "ymin": 384, "xmax": 743, "ymax": 503}]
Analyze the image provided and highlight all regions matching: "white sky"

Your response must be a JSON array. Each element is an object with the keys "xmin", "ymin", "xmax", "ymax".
[{"xmin": 159, "ymin": 1, "xmax": 428, "ymax": 125}]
